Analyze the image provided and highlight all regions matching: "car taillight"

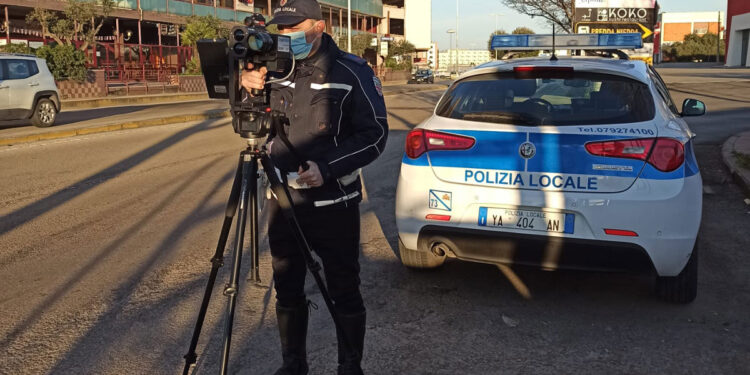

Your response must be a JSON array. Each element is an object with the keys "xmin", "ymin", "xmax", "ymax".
[
  {"xmin": 648, "ymin": 138, "xmax": 685, "ymax": 172},
  {"xmin": 513, "ymin": 66, "xmax": 574, "ymax": 78},
  {"xmin": 585, "ymin": 138, "xmax": 684, "ymax": 172},
  {"xmin": 405, "ymin": 129, "xmax": 475, "ymax": 159}
]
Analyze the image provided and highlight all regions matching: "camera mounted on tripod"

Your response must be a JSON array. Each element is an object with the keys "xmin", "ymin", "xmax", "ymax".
[{"xmin": 195, "ymin": 14, "xmax": 294, "ymax": 140}]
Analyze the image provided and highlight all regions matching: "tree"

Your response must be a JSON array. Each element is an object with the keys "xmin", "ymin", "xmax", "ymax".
[
  {"xmin": 36, "ymin": 44, "xmax": 88, "ymax": 82},
  {"xmin": 501, "ymin": 0, "xmax": 573, "ymax": 33},
  {"xmin": 181, "ymin": 15, "xmax": 229, "ymax": 74},
  {"xmin": 386, "ymin": 39, "xmax": 416, "ymax": 71},
  {"xmin": 26, "ymin": 0, "xmax": 114, "ymax": 52},
  {"xmin": 665, "ymin": 32, "xmax": 725, "ymax": 62},
  {"xmin": 0, "ymin": 43, "xmax": 33, "ymax": 54}
]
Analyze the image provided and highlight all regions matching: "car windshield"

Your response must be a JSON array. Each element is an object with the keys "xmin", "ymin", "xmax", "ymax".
[{"xmin": 435, "ymin": 71, "xmax": 655, "ymax": 126}]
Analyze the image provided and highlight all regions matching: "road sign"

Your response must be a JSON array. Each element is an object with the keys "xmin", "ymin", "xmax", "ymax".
[{"xmin": 381, "ymin": 36, "xmax": 394, "ymax": 42}]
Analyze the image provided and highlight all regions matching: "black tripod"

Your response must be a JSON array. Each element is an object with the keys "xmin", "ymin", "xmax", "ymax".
[{"xmin": 181, "ymin": 136, "xmax": 362, "ymax": 375}]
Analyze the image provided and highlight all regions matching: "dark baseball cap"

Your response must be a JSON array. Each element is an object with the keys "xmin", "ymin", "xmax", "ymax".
[{"xmin": 268, "ymin": 0, "xmax": 323, "ymax": 26}]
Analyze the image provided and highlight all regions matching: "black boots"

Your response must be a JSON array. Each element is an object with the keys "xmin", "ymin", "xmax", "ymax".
[
  {"xmin": 336, "ymin": 311, "xmax": 366, "ymax": 375},
  {"xmin": 273, "ymin": 301, "xmax": 309, "ymax": 375}
]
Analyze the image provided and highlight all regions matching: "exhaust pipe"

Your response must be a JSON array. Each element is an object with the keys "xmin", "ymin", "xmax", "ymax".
[{"xmin": 431, "ymin": 242, "xmax": 449, "ymax": 257}]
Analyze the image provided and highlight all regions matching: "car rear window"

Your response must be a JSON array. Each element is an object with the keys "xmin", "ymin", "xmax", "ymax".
[{"xmin": 436, "ymin": 72, "xmax": 655, "ymax": 126}]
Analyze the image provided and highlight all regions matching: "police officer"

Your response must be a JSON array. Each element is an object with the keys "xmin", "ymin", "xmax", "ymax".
[{"xmin": 240, "ymin": 1, "xmax": 388, "ymax": 374}]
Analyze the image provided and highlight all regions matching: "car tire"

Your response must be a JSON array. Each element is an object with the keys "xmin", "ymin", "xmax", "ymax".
[
  {"xmin": 655, "ymin": 242, "xmax": 698, "ymax": 304},
  {"xmin": 31, "ymin": 98, "xmax": 57, "ymax": 128},
  {"xmin": 398, "ymin": 239, "xmax": 445, "ymax": 269}
]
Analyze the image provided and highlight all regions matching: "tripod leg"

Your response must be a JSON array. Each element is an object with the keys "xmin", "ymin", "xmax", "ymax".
[
  {"xmin": 220, "ymin": 153, "xmax": 255, "ymax": 375},
  {"xmin": 258, "ymin": 154, "xmax": 363, "ymax": 369},
  {"xmin": 249, "ymin": 155, "xmax": 261, "ymax": 283},
  {"xmin": 182, "ymin": 153, "xmax": 245, "ymax": 375}
]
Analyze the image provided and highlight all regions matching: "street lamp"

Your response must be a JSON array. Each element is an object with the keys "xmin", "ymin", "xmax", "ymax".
[{"xmin": 447, "ymin": 29, "xmax": 456, "ymax": 77}]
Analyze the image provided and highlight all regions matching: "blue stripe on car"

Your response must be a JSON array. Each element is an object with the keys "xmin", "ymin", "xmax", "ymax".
[{"xmin": 401, "ymin": 130, "xmax": 697, "ymax": 180}]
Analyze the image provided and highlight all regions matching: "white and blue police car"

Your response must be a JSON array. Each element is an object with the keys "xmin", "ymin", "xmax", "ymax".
[{"xmin": 394, "ymin": 34, "xmax": 706, "ymax": 303}]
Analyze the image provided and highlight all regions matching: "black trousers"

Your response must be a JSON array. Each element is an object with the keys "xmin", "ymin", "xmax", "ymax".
[{"xmin": 267, "ymin": 198, "xmax": 364, "ymax": 315}]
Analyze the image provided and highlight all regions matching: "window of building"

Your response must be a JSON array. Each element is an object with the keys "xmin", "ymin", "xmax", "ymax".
[
  {"xmin": 193, "ymin": 0, "xmax": 213, "ymax": 5},
  {"xmin": 217, "ymin": 0, "xmax": 234, "ymax": 8}
]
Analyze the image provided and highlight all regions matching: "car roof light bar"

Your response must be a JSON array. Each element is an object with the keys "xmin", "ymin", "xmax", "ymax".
[{"xmin": 491, "ymin": 33, "xmax": 643, "ymax": 51}]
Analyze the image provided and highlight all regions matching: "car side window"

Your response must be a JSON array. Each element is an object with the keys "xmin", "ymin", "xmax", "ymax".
[
  {"xmin": 6, "ymin": 59, "xmax": 36, "ymax": 80},
  {"xmin": 647, "ymin": 66, "xmax": 680, "ymax": 115}
]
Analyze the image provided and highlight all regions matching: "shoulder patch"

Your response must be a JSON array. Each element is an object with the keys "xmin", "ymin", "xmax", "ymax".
[
  {"xmin": 339, "ymin": 52, "xmax": 367, "ymax": 66},
  {"xmin": 372, "ymin": 76, "xmax": 383, "ymax": 97}
]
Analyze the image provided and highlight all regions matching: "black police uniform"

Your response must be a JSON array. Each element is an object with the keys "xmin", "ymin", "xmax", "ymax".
[{"xmin": 262, "ymin": 3, "xmax": 388, "ymax": 373}]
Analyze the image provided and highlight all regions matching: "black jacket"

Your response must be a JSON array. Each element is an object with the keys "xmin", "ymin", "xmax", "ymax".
[{"xmin": 268, "ymin": 33, "xmax": 388, "ymax": 209}]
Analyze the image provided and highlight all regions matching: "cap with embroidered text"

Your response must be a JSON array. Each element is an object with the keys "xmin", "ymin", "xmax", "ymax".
[{"xmin": 269, "ymin": 0, "xmax": 323, "ymax": 26}]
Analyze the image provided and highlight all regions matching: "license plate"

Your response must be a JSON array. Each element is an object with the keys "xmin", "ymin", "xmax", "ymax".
[{"xmin": 478, "ymin": 207, "xmax": 574, "ymax": 234}]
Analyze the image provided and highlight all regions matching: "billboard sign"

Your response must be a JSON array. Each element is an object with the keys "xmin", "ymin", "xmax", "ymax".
[{"xmin": 574, "ymin": 0, "xmax": 657, "ymax": 43}]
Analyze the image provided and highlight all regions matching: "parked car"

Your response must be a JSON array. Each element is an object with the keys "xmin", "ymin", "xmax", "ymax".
[
  {"xmin": 412, "ymin": 69, "xmax": 435, "ymax": 84},
  {"xmin": 0, "ymin": 53, "xmax": 61, "ymax": 127},
  {"xmin": 395, "ymin": 44, "xmax": 705, "ymax": 303}
]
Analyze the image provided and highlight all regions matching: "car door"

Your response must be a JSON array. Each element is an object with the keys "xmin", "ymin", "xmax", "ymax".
[
  {"xmin": 0, "ymin": 60, "xmax": 10, "ymax": 116},
  {"xmin": 5, "ymin": 59, "xmax": 37, "ymax": 116}
]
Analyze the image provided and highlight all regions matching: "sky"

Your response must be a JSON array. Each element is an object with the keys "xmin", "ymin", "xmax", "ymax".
[{"xmin": 431, "ymin": 0, "xmax": 729, "ymax": 51}]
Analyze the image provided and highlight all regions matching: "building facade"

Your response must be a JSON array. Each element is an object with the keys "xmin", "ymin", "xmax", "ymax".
[
  {"xmin": 0, "ymin": 0, "xmax": 384, "ymax": 80},
  {"xmin": 726, "ymin": 0, "xmax": 750, "ymax": 67},
  {"xmin": 379, "ymin": 0, "xmax": 431, "ymax": 67},
  {"xmin": 438, "ymin": 49, "xmax": 492, "ymax": 73},
  {"xmin": 656, "ymin": 11, "xmax": 725, "ymax": 63}
]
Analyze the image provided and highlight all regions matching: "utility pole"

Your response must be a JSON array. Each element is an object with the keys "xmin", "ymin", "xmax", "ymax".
[
  {"xmin": 455, "ymin": 0, "xmax": 459, "ymax": 74},
  {"xmin": 447, "ymin": 29, "xmax": 456, "ymax": 77}
]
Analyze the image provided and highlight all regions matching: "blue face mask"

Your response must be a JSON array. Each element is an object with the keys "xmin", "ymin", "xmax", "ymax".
[{"xmin": 286, "ymin": 27, "xmax": 316, "ymax": 60}]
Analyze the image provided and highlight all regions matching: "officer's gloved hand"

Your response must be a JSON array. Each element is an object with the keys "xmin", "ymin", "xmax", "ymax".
[{"xmin": 241, "ymin": 63, "xmax": 268, "ymax": 95}]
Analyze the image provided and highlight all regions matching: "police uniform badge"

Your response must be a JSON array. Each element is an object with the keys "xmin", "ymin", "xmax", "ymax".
[{"xmin": 373, "ymin": 76, "xmax": 383, "ymax": 97}]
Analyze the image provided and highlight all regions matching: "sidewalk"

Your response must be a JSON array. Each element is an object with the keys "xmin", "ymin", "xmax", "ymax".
[
  {"xmin": 722, "ymin": 131, "xmax": 750, "ymax": 197},
  {"xmin": 0, "ymin": 82, "xmax": 449, "ymax": 147}
]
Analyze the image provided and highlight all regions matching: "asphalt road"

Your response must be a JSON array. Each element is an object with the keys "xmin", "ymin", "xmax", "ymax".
[{"xmin": 0, "ymin": 70, "xmax": 749, "ymax": 374}]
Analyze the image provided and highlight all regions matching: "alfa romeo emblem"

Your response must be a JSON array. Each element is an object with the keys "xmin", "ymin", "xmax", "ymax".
[{"xmin": 519, "ymin": 142, "xmax": 536, "ymax": 159}]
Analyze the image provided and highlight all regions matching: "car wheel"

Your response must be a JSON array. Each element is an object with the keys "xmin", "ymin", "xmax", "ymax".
[
  {"xmin": 31, "ymin": 98, "xmax": 57, "ymax": 128},
  {"xmin": 398, "ymin": 239, "xmax": 445, "ymax": 269},
  {"xmin": 655, "ymin": 241, "xmax": 698, "ymax": 303}
]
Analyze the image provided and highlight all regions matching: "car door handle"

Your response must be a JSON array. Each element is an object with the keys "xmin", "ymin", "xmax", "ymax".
[{"xmin": 29, "ymin": 83, "xmax": 40, "ymax": 87}]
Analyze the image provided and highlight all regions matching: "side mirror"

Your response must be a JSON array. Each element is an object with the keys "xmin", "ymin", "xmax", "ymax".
[{"xmin": 681, "ymin": 98, "xmax": 705, "ymax": 117}]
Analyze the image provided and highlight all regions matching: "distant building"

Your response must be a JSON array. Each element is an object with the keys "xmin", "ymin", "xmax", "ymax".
[
  {"xmin": 656, "ymin": 11, "xmax": 725, "ymax": 63},
  {"xmin": 427, "ymin": 42, "xmax": 438, "ymax": 69},
  {"xmin": 438, "ymin": 49, "xmax": 492, "ymax": 72},
  {"xmin": 379, "ymin": 0, "xmax": 432, "ymax": 67},
  {"xmin": 726, "ymin": 0, "xmax": 750, "ymax": 67}
]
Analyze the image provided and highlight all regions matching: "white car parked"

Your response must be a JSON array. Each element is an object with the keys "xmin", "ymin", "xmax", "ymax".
[
  {"xmin": 395, "ymin": 35, "xmax": 705, "ymax": 303},
  {"xmin": 0, "ymin": 53, "xmax": 61, "ymax": 127}
]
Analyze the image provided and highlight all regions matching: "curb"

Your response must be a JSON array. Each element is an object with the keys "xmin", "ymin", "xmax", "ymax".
[
  {"xmin": 721, "ymin": 132, "xmax": 750, "ymax": 197},
  {"xmin": 1, "ymin": 84, "xmax": 450, "ymax": 147},
  {"xmin": 62, "ymin": 93, "xmax": 211, "ymax": 110},
  {"xmin": 0, "ymin": 110, "xmax": 230, "ymax": 147}
]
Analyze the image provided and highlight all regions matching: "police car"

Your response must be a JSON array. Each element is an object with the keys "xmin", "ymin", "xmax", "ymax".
[{"xmin": 394, "ymin": 34, "xmax": 706, "ymax": 303}]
